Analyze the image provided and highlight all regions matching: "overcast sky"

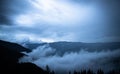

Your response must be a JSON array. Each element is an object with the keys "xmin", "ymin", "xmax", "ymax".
[{"xmin": 0, "ymin": 0, "xmax": 120, "ymax": 43}]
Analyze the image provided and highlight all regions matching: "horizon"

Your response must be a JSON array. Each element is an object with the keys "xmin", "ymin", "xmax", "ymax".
[{"xmin": 1, "ymin": 39, "xmax": 120, "ymax": 44}]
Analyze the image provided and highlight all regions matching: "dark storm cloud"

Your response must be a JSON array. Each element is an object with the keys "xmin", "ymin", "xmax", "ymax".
[
  {"xmin": 74, "ymin": 0, "xmax": 120, "ymax": 42},
  {"xmin": 0, "ymin": 0, "xmax": 32, "ymax": 25},
  {"xmin": 100, "ymin": 0, "xmax": 120, "ymax": 41},
  {"xmin": 0, "ymin": 15, "xmax": 13, "ymax": 25}
]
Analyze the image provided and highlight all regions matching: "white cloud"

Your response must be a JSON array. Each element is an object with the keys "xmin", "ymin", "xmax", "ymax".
[
  {"xmin": 15, "ymin": 0, "xmax": 98, "ymax": 27},
  {"xmin": 15, "ymin": 15, "xmax": 34, "ymax": 27},
  {"xmin": 19, "ymin": 44, "xmax": 120, "ymax": 73}
]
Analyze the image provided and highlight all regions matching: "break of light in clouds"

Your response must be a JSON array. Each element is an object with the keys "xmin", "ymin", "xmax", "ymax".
[
  {"xmin": 0, "ymin": 0, "xmax": 120, "ymax": 42},
  {"xmin": 15, "ymin": 0, "xmax": 96, "ymax": 27}
]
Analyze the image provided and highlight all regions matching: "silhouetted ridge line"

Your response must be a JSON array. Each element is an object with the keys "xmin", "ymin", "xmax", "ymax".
[{"xmin": 0, "ymin": 40, "xmax": 49, "ymax": 74}]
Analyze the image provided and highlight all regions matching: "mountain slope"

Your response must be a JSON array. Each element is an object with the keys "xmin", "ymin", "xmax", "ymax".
[
  {"xmin": 23, "ymin": 41, "xmax": 120, "ymax": 56},
  {"xmin": 49, "ymin": 42, "xmax": 120, "ymax": 55},
  {"xmin": 0, "ymin": 40, "xmax": 31, "ymax": 52},
  {"xmin": 0, "ymin": 40, "xmax": 48, "ymax": 74}
]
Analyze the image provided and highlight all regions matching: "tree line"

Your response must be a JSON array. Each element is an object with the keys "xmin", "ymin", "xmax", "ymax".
[{"xmin": 46, "ymin": 65, "xmax": 120, "ymax": 74}]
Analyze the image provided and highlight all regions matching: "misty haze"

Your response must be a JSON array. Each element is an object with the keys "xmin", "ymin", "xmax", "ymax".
[{"xmin": 0, "ymin": 0, "xmax": 120, "ymax": 74}]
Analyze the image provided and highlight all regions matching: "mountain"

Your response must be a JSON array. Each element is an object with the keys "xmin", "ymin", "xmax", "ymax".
[
  {"xmin": 19, "ymin": 40, "xmax": 46, "ymax": 50},
  {"xmin": 23, "ymin": 41, "xmax": 120, "ymax": 56},
  {"xmin": 19, "ymin": 41, "xmax": 120, "ymax": 74},
  {"xmin": 0, "ymin": 40, "xmax": 48, "ymax": 74},
  {"xmin": 0, "ymin": 40, "xmax": 31, "ymax": 52},
  {"xmin": 23, "ymin": 42, "xmax": 46, "ymax": 50},
  {"xmin": 49, "ymin": 42, "xmax": 120, "ymax": 55}
]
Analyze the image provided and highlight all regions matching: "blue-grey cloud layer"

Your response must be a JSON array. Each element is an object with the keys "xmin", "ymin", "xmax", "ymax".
[
  {"xmin": 0, "ymin": 0, "xmax": 120, "ymax": 42},
  {"xmin": 19, "ymin": 44, "xmax": 120, "ymax": 74}
]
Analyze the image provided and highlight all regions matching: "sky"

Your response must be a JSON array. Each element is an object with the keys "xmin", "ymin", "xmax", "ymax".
[{"xmin": 0, "ymin": 0, "xmax": 120, "ymax": 43}]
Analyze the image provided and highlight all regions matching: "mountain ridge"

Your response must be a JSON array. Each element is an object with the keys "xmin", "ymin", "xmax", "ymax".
[
  {"xmin": 0, "ymin": 40, "xmax": 49, "ymax": 74},
  {"xmin": 22, "ymin": 41, "xmax": 120, "ymax": 56}
]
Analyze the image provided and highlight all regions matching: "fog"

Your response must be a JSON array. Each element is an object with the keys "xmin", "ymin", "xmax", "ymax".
[{"xmin": 19, "ymin": 44, "xmax": 120, "ymax": 73}]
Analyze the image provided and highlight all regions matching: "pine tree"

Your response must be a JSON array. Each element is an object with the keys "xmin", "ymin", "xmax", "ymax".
[
  {"xmin": 97, "ymin": 69, "xmax": 104, "ymax": 74},
  {"xmin": 46, "ymin": 65, "xmax": 50, "ymax": 73}
]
